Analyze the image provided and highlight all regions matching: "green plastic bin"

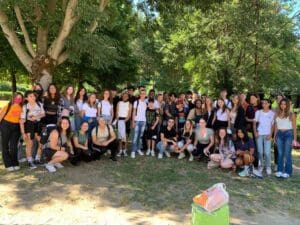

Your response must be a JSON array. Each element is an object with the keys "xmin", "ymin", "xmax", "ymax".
[{"xmin": 191, "ymin": 203, "xmax": 229, "ymax": 225}]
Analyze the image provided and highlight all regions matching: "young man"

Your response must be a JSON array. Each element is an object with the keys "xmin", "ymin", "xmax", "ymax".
[
  {"xmin": 156, "ymin": 117, "xmax": 177, "ymax": 159},
  {"xmin": 213, "ymin": 89, "xmax": 232, "ymax": 109},
  {"xmin": 253, "ymin": 99, "xmax": 275, "ymax": 177},
  {"xmin": 131, "ymin": 90, "xmax": 147, "ymax": 158}
]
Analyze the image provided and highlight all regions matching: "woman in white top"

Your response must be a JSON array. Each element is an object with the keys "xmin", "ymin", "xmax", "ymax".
[
  {"xmin": 212, "ymin": 98, "xmax": 230, "ymax": 131},
  {"xmin": 98, "ymin": 90, "xmax": 113, "ymax": 124},
  {"xmin": 74, "ymin": 87, "xmax": 88, "ymax": 130},
  {"xmin": 116, "ymin": 92, "xmax": 132, "ymax": 157},
  {"xmin": 81, "ymin": 93, "xmax": 98, "ymax": 137},
  {"xmin": 274, "ymin": 98, "xmax": 297, "ymax": 178}
]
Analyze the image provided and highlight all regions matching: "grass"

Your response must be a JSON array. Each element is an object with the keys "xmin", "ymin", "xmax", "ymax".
[{"xmin": 0, "ymin": 150, "xmax": 300, "ymax": 219}]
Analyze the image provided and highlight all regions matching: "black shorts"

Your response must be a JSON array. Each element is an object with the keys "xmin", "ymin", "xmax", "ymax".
[
  {"xmin": 24, "ymin": 121, "xmax": 42, "ymax": 139},
  {"xmin": 145, "ymin": 126, "xmax": 158, "ymax": 140},
  {"xmin": 213, "ymin": 120, "xmax": 228, "ymax": 130},
  {"xmin": 44, "ymin": 148, "xmax": 57, "ymax": 162}
]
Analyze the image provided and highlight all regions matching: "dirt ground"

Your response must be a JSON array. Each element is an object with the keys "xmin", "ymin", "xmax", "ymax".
[{"xmin": 1, "ymin": 160, "xmax": 300, "ymax": 225}]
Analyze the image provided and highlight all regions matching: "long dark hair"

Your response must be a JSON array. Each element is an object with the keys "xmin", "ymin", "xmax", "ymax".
[
  {"xmin": 216, "ymin": 98, "xmax": 226, "ymax": 113},
  {"xmin": 215, "ymin": 127, "xmax": 231, "ymax": 147},
  {"xmin": 46, "ymin": 83, "xmax": 61, "ymax": 103},
  {"xmin": 236, "ymin": 128, "xmax": 249, "ymax": 143},
  {"xmin": 57, "ymin": 116, "xmax": 72, "ymax": 139},
  {"xmin": 74, "ymin": 87, "xmax": 88, "ymax": 104},
  {"xmin": 87, "ymin": 93, "xmax": 97, "ymax": 108}
]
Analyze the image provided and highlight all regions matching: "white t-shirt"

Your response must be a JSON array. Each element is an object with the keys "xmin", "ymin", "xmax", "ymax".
[
  {"xmin": 98, "ymin": 100, "xmax": 113, "ymax": 116},
  {"xmin": 133, "ymin": 99, "xmax": 147, "ymax": 122},
  {"xmin": 82, "ymin": 103, "xmax": 97, "ymax": 117},
  {"xmin": 255, "ymin": 110, "xmax": 275, "ymax": 135},
  {"xmin": 21, "ymin": 103, "xmax": 45, "ymax": 121},
  {"xmin": 118, "ymin": 101, "xmax": 130, "ymax": 118},
  {"xmin": 216, "ymin": 109, "xmax": 228, "ymax": 121},
  {"xmin": 76, "ymin": 99, "xmax": 84, "ymax": 111}
]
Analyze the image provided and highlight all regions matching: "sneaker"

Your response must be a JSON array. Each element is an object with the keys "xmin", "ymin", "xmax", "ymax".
[
  {"xmin": 131, "ymin": 152, "xmax": 136, "ymax": 159},
  {"xmin": 45, "ymin": 163, "xmax": 56, "ymax": 173},
  {"xmin": 117, "ymin": 150, "xmax": 123, "ymax": 157},
  {"xmin": 151, "ymin": 150, "xmax": 155, "ymax": 157},
  {"xmin": 18, "ymin": 158, "xmax": 27, "ymax": 163},
  {"xmin": 189, "ymin": 155, "xmax": 194, "ymax": 162},
  {"xmin": 164, "ymin": 151, "xmax": 171, "ymax": 158},
  {"xmin": 123, "ymin": 149, "xmax": 128, "ymax": 157},
  {"xmin": 6, "ymin": 167, "xmax": 14, "ymax": 172},
  {"xmin": 137, "ymin": 150, "xmax": 144, "ymax": 156},
  {"xmin": 252, "ymin": 168, "xmax": 263, "ymax": 179},
  {"xmin": 275, "ymin": 171, "xmax": 282, "ymax": 178},
  {"xmin": 178, "ymin": 153, "xmax": 185, "ymax": 159},
  {"xmin": 282, "ymin": 173, "xmax": 290, "ymax": 178},
  {"xmin": 13, "ymin": 166, "xmax": 20, "ymax": 171},
  {"xmin": 146, "ymin": 149, "xmax": 151, "ymax": 156},
  {"xmin": 28, "ymin": 161, "xmax": 37, "ymax": 169},
  {"xmin": 266, "ymin": 167, "xmax": 272, "ymax": 176},
  {"xmin": 158, "ymin": 153, "xmax": 163, "ymax": 159},
  {"xmin": 238, "ymin": 168, "xmax": 250, "ymax": 177},
  {"xmin": 54, "ymin": 163, "xmax": 64, "ymax": 169}
]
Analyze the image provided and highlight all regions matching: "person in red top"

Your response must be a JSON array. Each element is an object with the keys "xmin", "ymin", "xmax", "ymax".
[{"xmin": 0, "ymin": 92, "xmax": 23, "ymax": 172}]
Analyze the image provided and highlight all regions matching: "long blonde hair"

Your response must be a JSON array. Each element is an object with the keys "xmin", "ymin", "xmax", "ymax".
[{"xmin": 183, "ymin": 119, "xmax": 193, "ymax": 136}]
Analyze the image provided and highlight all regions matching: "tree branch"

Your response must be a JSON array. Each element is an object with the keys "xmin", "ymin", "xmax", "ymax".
[
  {"xmin": 48, "ymin": 0, "xmax": 78, "ymax": 60},
  {"xmin": 0, "ymin": 10, "xmax": 33, "ymax": 73},
  {"xmin": 14, "ymin": 6, "xmax": 36, "ymax": 57},
  {"xmin": 88, "ymin": 0, "xmax": 109, "ymax": 33},
  {"xmin": 57, "ymin": 51, "xmax": 68, "ymax": 65}
]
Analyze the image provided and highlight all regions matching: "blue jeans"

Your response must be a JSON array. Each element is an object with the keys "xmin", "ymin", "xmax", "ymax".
[
  {"xmin": 276, "ymin": 130, "xmax": 293, "ymax": 175},
  {"xmin": 156, "ymin": 141, "xmax": 175, "ymax": 154},
  {"xmin": 131, "ymin": 121, "xmax": 146, "ymax": 153},
  {"xmin": 256, "ymin": 135, "xmax": 272, "ymax": 170}
]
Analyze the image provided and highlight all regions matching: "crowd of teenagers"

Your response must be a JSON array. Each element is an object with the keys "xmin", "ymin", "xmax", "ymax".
[{"xmin": 0, "ymin": 83, "xmax": 298, "ymax": 178}]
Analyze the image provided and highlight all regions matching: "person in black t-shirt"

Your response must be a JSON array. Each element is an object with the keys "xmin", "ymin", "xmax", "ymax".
[
  {"xmin": 176, "ymin": 119, "xmax": 195, "ymax": 161},
  {"xmin": 156, "ymin": 118, "xmax": 177, "ymax": 159}
]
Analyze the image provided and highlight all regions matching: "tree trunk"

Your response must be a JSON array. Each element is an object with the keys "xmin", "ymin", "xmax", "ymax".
[{"xmin": 11, "ymin": 69, "xmax": 17, "ymax": 94}]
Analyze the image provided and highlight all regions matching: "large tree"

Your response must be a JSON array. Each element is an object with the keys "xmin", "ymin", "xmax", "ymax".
[{"xmin": 0, "ymin": 0, "xmax": 123, "ymax": 89}]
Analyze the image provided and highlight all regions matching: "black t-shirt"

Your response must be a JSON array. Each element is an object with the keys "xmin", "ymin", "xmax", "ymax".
[
  {"xmin": 161, "ymin": 126, "xmax": 177, "ymax": 144},
  {"xmin": 178, "ymin": 128, "xmax": 194, "ymax": 142}
]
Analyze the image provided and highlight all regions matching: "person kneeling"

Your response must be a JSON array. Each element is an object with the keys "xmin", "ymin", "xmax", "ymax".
[
  {"xmin": 91, "ymin": 116, "xmax": 117, "ymax": 161},
  {"xmin": 176, "ymin": 120, "xmax": 194, "ymax": 161},
  {"xmin": 209, "ymin": 128, "xmax": 235, "ymax": 169},
  {"xmin": 44, "ymin": 117, "xmax": 73, "ymax": 173}
]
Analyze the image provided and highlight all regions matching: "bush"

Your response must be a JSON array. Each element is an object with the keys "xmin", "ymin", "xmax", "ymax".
[
  {"xmin": 0, "ymin": 91, "xmax": 13, "ymax": 100},
  {"xmin": 0, "ymin": 82, "xmax": 29, "ymax": 92}
]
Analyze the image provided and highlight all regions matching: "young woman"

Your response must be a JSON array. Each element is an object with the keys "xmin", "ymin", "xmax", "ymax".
[
  {"xmin": 193, "ymin": 118, "xmax": 214, "ymax": 161},
  {"xmin": 98, "ymin": 90, "xmax": 114, "ymax": 124},
  {"xmin": 33, "ymin": 83, "xmax": 44, "ymax": 103},
  {"xmin": 0, "ymin": 92, "xmax": 23, "ymax": 171},
  {"xmin": 81, "ymin": 93, "xmax": 98, "ymax": 137},
  {"xmin": 213, "ymin": 98, "xmax": 230, "ymax": 131},
  {"xmin": 253, "ymin": 99, "xmax": 275, "ymax": 176},
  {"xmin": 44, "ymin": 117, "xmax": 73, "ymax": 172},
  {"xmin": 274, "ymin": 98, "xmax": 297, "ymax": 178},
  {"xmin": 245, "ymin": 94, "xmax": 260, "ymax": 134},
  {"xmin": 187, "ymin": 99, "xmax": 208, "ymax": 127},
  {"xmin": 205, "ymin": 97, "xmax": 215, "ymax": 129},
  {"xmin": 145, "ymin": 98, "xmax": 160, "ymax": 156},
  {"xmin": 74, "ymin": 87, "xmax": 88, "ymax": 131},
  {"xmin": 116, "ymin": 92, "xmax": 132, "ymax": 157},
  {"xmin": 176, "ymin": 119, "xmax": 195, "ymax": 161},
  {"xmin": 209, "ymin": 128, "xmax": 235, "ymax": 169},
  {"xmin": 235, "ymin": 129, "xmax": 255, "ymax": 177},
  {"xmin": 72, "ymin": 121, "xmax": 92, "ymax": 163},
  {"xmin": 91, "ymin": 116, "xmax": 117, "ymax": 161},
  {"xmin": 43, "ymin": 84, "xmax": 60, "ymax": 125},
  {"xmin": 60, "ymin": 85, "xmax": 75, "ymax": 130},
  {"xmin": 20, "ymin": 90, "xmax": 45, "ymax": 169}
]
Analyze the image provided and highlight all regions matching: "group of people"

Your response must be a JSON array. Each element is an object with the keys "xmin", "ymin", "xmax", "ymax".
[{"xmin": 0, "ymin": 83, "xmax": 298, "ymax": 178}]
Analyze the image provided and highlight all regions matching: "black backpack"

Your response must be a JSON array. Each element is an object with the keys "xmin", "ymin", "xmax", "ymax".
[{"xmin": 40, "ymin": 124, "xmax": 59, "ymax": 145}]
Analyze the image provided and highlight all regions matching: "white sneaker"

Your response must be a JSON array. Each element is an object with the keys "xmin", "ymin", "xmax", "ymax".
[
  {"xmin": 275, "ymin": 171, "xmax": 282, "ymax": 178},
  {"xmin": 45, "ymin": 163, "xmax": 56, "ymax": 173},
  {"xmin": 178, "ymin": 153, "xmax": 185, "ymax": 159},
  {"xmin": 131, "ymin": 152, "xmax": 136, "ymax": 159},
  {"xmin": 151, "ymin": 150, "xmax": 155, "ymax": 157},
  {"xmin": 117, "ymin": 150, "xmax": 123, "ymax": 157},
  {"xmin": 164, "ymin": 151, "xmax": 171, "ymax": 158},
  {"xmin": 123, "ymin": 149, "xmax": 128, "ymax": 157},
  {"xmin": 266, "ymin": 167, "xmax": 272, "ymax": 175},
  {"xmin": 146, "ymin": 149, "xmax": 151, "ymax": 156},
  {"xmin": 18, "ymin": 158, "xmax": 27, "ymax": 163},
  {"xmin": 282, "ymin": 173, "xmax": 290, "ymax": 178},
  {"xmin": 252, "ymin": 168, "xmax": 263, "ymax": 178},
  {"xmin": 158, "ymin": 153, "xmax": 163, "ymax": 159},
  {"xmin": 6, "ymin": 167, "xmax": 14, "ymax": 172},
  {"xmin": 13, "ymin": 166, "xmax": 20, "ymax": 171},
  {"xmin": 54, "ymin": 163, "xmax": 64, "ymax": 169},
  {"xmin": 137, "ymin": 150, "xmax": 144, "ymax": 156},
  {"xmin": 189, "ymin": 155, "xmax": 194, "ymax": 162}
]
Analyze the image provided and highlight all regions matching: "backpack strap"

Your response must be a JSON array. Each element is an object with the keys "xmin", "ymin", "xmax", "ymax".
[{"xmin": 135, "ymin": 100, "xmax": 139, "ymax": 116}]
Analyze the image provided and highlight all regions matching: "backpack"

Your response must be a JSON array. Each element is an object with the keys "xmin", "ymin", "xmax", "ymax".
[{"xmin": 40, "ymin": 124, "xmax": 60, "ymax": 145}]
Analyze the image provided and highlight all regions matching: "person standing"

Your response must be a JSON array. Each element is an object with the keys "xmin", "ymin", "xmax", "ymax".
[{"xmin": 0, "ymin": 92, "xmax": 23, "ymax": 171}]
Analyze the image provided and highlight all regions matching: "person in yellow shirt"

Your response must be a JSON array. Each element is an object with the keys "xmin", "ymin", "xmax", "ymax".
[{"xmin": 0, "ymin": 92, "xmax": 23, "ymax": 172}]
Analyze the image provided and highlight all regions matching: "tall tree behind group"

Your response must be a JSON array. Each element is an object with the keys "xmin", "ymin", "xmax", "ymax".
[{"xmin": 0, "ymin": 0, "xmax": 137, "ymax": 90}]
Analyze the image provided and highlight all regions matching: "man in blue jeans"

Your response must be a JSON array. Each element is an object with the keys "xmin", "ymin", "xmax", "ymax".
[{"xmin": 131, "ymin": 90, "xmax": 147, "ymax": 158}]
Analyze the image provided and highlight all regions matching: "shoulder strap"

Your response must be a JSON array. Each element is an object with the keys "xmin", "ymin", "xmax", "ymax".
[
  {"xmin": 2, "ymin": 102, "xmax": 12, "ymax": 119},
  {"xmin": 135, "ymin": 100, "xmax": 139, "ymax": 116}
]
